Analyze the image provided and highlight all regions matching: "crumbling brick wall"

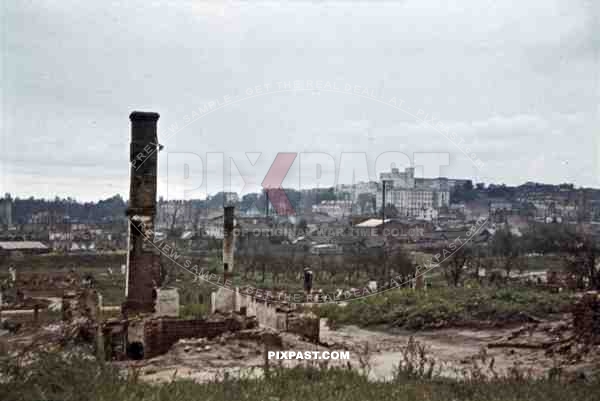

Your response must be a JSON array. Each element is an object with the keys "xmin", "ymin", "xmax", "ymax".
[
  {"xmin": 573, "ymin": 293, "xmax": 600, "ymax": 344},
  {"xmin": 286, "ymin": 313, "xmax": 320, "ymax": 344},
  {"xmin": 143, "ymin": 317, "xmax": 243, "ymax": 358}
]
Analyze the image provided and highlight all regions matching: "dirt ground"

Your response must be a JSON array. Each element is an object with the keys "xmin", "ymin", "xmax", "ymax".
[{"xmin": 119, "ymin": 319, "xmax": 599, "ymax": 384}]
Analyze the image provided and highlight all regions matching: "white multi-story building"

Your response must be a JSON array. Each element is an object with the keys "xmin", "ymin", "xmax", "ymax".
[
  {"xmin": 416, "ymin": 207, "xmax": 439, "ymax": 222},
  {"xmin": 380, "ymin": 167, "xmax": 416, "ymax": 189},
  {"xmin": 377, "ymin": 168, "xmax": 451, "ymax": 217},
  {"xmin": 377, "ymin": 188, "xmax": 448, "ymax": 217}
]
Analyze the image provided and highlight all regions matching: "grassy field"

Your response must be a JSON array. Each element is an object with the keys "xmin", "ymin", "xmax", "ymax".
[
  {"xmin": 318, "ymin": 286, "xmax": 574, "ymax": 330},
  {"xmin": 1, "ymin": 350, "xmax": 598, "ymax": 401}
]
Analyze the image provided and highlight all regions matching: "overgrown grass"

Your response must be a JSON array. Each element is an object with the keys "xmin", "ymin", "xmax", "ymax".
[
  {"xmin": 0, "ymin": 350, "xmax": 598, "ymax": 401},
  {"xmin": 318, "ymin": 286, "xmax": 573, "ymax": 330}
]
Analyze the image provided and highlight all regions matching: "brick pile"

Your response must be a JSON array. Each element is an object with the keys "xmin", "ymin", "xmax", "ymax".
[{"xmin": 573, "ymin": 292, "xmax": 600, "ymax": 344}]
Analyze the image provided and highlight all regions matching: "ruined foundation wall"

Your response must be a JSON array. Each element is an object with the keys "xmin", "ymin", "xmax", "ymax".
[
  {"xmin": 237, "ymin": 291, "xmax": 257, "ymax": 316},
  {"xmin": 255, "ymin": 301, "xmax": 287, "ymax": 331},
  {"xmin": 286, "ymin": 313, "xmax": 320, "ymax": 344},
  {"xmin": 211, "ymin": 288, "xmax": 281, "ymax": 328},
  {"xmin": 143, "ymin": 318, "xmax": 243, "ymax": 358},
  {"xmin": 212, "ymin": 287, "xmax": 235, "ymax": 314},
  {"xmin": 210, "ymin": 288, "xmax": 319, "ymax": 343}
]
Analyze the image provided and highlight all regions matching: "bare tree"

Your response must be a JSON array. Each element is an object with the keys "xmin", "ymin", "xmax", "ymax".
[
  {"xmin": 158, "ymin": 200, "xmax": 185, "ymax": 237},
  {"xmin": 490, "ymin": 228, "xmax": 521, "ymax": 279},
  {"xmin": 442, "ymin": 245, "xmax": 472, "ymax": 287},
  {"xmin": 564, "ymin": 228, "xmax": 599, "ymax": 290}
]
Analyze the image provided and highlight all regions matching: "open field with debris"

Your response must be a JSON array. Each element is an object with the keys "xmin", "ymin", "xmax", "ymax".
[
  {"xmin": 3, "ymin": 288, "xmax": 599, "ymax": 389},
  {"xmin": 108, "ymin": 317, "xmax": 600, "ymax": 385}
]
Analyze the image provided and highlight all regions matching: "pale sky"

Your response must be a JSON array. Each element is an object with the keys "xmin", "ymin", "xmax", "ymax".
[{"xmin": 1, "ymin": 0, "xmax": 599, "ymax": 201}]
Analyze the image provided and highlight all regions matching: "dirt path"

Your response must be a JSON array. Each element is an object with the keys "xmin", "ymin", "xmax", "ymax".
[{"xmin": 319, "ymin": 322, "xmax": 557, "ymax": 380}]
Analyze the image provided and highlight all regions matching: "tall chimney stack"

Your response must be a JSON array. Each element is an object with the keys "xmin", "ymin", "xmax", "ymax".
[
  {"xmin": 223, "ymin": 192, "xmax": 237, "ymax": 283},
  {"xmin": 123, "ymin": 111, "xmax": 161, "ymax": 316}
]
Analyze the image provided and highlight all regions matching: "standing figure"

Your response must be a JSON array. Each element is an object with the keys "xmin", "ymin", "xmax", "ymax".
[{"xmin": 303, "ymin": 266, "xmax": 313, "ymax": 297}]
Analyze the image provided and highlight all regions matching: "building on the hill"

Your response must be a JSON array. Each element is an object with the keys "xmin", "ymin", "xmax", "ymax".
[
  {"xmin": 0, "ymin": 194, "xmax": 12, "ymax": 227},
  {"xmin": 376, "ymin": 168, "xmax": 451, "ymax": 217}
]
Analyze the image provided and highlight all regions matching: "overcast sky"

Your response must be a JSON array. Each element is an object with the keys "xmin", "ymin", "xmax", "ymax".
[{"xmin": 2, "ymin": 0, "xmax": 598, "ymax": 201}]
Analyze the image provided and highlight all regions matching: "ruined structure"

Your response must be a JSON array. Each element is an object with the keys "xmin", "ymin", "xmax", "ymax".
[
  {"xmin": 210, "ymin": 191, "xmax": 320, "ymax": 343},
  {"xmin": 92, "ymin": 112, "xmax": 316, "ymax": 361},
  {"xmin": 573, "ymin": 292, "xmax": 600, "ymax": 344},
  {"xmin": 62, "ymin": 289, "xmax": 100, "ymax": 322},
  {"xmin": 223, "ymin": 192, "xmax": 237, "ymax": 283},
  {"xmin": 123, "ymin": 111, "xmax": 162, "ymax": 315}
]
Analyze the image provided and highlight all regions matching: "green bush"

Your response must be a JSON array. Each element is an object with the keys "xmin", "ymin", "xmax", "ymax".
[{"xmin": 318, "ymin": 287, "xmax": 573, "ymax": 330}]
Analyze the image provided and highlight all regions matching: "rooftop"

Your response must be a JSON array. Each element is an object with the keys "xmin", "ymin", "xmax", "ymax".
[
  {"xmin": 0, "ymin": 241, "xmax": 48, "ymax": 250},
  {"xmin": 355, "ymin": 218, "xmax": 391, "ymax": 228}
]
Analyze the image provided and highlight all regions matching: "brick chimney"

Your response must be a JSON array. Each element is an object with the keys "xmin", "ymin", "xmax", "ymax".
[
  {"xmin": 223, "ymin": 192, "xmax": 237, "ymax": 282},
  {"xmin": 123, "ymin": 111, "xmax": 161, "ymax": 316}
]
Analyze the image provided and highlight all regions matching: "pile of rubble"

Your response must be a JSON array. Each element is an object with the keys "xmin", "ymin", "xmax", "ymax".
[
  {"xmin": 480, "ymin": 293, "xmax": 600, "ymax": 378},
  {"xmin": 573, "ymin": 292, "xmax": 600, "ymax": 345}
]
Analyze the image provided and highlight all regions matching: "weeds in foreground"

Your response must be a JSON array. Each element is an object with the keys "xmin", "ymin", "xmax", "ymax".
[
  {"xmin": 393, "ymin": 336, "xmax": 437, "ymax": 381},
  {"xmin": 1, "ymin": 345, "xmax": 599, "ymax": 401}
]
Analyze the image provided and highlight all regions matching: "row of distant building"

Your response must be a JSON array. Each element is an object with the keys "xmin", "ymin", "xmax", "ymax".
[
  {"xmin": 2, "ymin": 168, "xmax": 599, "ymax": 231},
  {"xmin": 324, "ymin": 167, "xmax": 470, "ymax": 219}
]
